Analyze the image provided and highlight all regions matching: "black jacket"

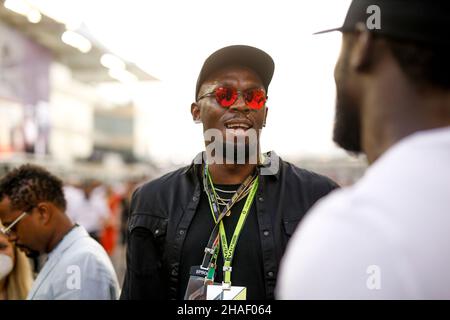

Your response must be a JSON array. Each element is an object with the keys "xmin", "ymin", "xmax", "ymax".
[{"xmin": 120, "ymin": 152, "xmax": 338, "ymax": 300}]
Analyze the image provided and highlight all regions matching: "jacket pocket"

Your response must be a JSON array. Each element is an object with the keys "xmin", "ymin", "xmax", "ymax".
[{"xmin": 128, "ymin": 213, "xmax": 168, "ymax": 249}]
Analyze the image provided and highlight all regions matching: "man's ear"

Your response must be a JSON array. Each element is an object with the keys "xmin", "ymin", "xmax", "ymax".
[
  {"xmin": 36, "ymin": 202, "xmax": 52, "ymax": 225},
  {"xmin": 350, "ymin": 23, "xmax": 376, "ymax": 72},
  {"xmin": 191, "ymin": 102, "xmax": 202, "ymax": 124}
]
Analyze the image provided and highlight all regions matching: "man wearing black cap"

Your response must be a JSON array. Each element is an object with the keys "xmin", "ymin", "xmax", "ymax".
[
  {"xmin": 120, "ymin": 45, "xmax": 338, "ymax": 300},
  {"xmin": 278, "ymin": 0, "xmax": 450, "ymax": 299}
]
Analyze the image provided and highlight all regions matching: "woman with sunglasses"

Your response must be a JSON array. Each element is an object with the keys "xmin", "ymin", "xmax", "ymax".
[{"xmin": 0, "ymin": 221, "xmax": 33, "ymax": 300}]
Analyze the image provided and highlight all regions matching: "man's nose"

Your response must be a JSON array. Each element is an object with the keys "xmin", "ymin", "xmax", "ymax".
[{"xmin": 229, "ymin": 94, "xmax": 250, "ymax": 113}]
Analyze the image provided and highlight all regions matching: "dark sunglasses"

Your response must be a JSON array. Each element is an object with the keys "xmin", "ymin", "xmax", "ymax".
[{"xmin": 197, "ymin": 86, "xmax": 267, "ymax": 110}]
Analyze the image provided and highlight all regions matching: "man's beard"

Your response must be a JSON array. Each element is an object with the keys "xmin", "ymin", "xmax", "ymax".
[
  {"xmin": 222, "ymin": 139, "xmax": 258, "ymax": 164},
  {"xmin": 205, "ymin": 129, "xmax": 260, "ymax": 165},
  {"xmin": 333, "ymin": 92, "xmax": 362, "ymax": 153},
  {"xmin": 333, "ymin": 53, "xmax": 363, "ymax": 153}
]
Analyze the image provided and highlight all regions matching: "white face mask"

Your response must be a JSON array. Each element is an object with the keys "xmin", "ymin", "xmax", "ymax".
[{"xmin": 0, "ymin": 254, "xmax": 14, "ymax": 281}]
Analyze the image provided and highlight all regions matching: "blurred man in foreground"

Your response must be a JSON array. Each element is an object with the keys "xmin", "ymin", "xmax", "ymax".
[{"xmin": 278, "ymin": 0, "xmax": 450, "ymax": 299}]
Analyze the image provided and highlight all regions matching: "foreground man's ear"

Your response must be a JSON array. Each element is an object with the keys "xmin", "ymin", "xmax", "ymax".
[{"xmin": 350, "ymin": 22, "xmax": 376, "ymax": 72}]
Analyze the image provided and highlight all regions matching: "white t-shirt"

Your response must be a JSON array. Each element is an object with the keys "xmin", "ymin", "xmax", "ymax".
[
  {"xmin": 64, "ymin": 186, "xmax": 109, "ymax": 234},
  {"xmin": 277, "ymin": 127, "xmax": 450, "ymax": 299}
]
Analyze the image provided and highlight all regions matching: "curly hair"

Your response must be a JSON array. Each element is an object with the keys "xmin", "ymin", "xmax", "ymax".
[{"xmin": 0, "ymin": 164, "xmax": 66, "ymax": 212}]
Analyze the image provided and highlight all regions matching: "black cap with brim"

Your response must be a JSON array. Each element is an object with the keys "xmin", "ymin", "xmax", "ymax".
[
  {"xmin": 314, "ymin": 0, "xmax": 450, "ymax": 46},
  {"xmin": 313, "ymin": 27, "xmax": 343, "ymax": 35},
  {"xmin": 195, "ymin": 45, "xmax": 275, "ymax": 100}
]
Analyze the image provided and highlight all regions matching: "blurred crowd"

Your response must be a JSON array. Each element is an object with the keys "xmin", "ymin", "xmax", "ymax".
[
  {"xmin": 64, "ymin": 178, "xmax": 140, "ymax": 254},
  {"xmin": 64, "ymin": 178, "xmax": 143, "ymax": 281}
]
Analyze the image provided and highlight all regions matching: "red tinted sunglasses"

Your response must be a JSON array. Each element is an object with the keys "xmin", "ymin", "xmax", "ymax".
[{"xmin": 197, "ymin": 86, "xmax": 267, "ymax": 110}]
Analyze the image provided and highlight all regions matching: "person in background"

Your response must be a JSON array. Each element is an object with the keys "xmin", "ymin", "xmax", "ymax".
[
  {"xmin": 100, "ymin": 185, "xmax": 121, "ymax": 256},
  {"xmin": 0, "ymin": 221, "xmax": 33, "ymax": 300},
  {"xmin": 65, "ymin": 179, "xmax": 109, "ymax": 243},
  {"xmin": 0, "ymin": 164, "xmax": 119, "ymax": 299}
]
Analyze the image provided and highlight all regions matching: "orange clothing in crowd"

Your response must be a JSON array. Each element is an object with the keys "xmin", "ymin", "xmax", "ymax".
[{"xmin": 101, "ymin": 193, "xmax": 122, "ymax": 255}]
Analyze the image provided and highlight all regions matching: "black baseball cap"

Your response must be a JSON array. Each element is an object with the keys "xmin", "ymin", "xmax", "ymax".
[
  {"xmin": 314, "ymin": 0, "xmax": 450, "ymax": 45},
  {"xmin": 195, "ymin": 45, "xmax": 275, "ymax": 100}
]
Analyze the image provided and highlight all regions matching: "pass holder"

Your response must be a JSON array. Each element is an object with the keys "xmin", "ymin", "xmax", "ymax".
[
  {"xmin": 206, "ymin": 284, "xmax": 247, "ymax": 300},
  {"xmin": 184, "ymin": 266, "xmax": 247, "ymax": 300},
  {"xmin": 184, "ymin": 266, "xmax": 209, "ymax": 300},
  {"xmin": 205, "ymin": 262, "xmax": 246, "ymax": 300}
]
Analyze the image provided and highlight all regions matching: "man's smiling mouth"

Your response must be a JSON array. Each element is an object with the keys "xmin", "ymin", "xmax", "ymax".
[{"xmin": 224, "ymin": 119, "xmax": 253, "ymax": 130}]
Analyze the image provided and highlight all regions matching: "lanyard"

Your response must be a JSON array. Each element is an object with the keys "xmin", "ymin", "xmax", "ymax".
[
  {"xmin": 216, "ymin": 178, "xmax": 258, "ymax": 286},
  {"xmin": 201, "ymin": 164, "xmax": 259, "ymax": 287},
  {"xmin": 201, "ymin": 164, "xmax": 257, "ymax": 276}
]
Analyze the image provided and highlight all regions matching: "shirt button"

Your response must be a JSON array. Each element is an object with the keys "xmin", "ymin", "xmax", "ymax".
[
  {"xmin": 258, "ymin": 197, "xmax": 264, "ymax": 202},
  {"xmin": 267, "ymin": 271, "xmax": 274, "ymax": 278},
  {"xmin": 154, "ymin": 229, "xmax": 160, "ymax": 235},
  {"xmin": 179, "ymin": 229, "xmax": 185, "ymax": 235},
  {"xmin": 192, "ymin": 196, "xmax": 198, "ymax": 202},
  {"xmin": 171, "ymin": 269, "xmax": 178, "ymax": 277},
  {"xmin": 263, "ymin": 230, "xmax": 270, "ymax": 237}
]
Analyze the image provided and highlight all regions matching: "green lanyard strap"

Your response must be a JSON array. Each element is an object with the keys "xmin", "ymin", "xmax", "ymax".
[
  {"xmin": 201, "ymin": 164, "xmax": 257, "ymax": 274},
  {"xmin": 202, "ymin": 164, "xmax": 259, "ymax": 287},
  {"xmin": 217, "ymin": 178, "xmax": 258, "ymax": 286}
]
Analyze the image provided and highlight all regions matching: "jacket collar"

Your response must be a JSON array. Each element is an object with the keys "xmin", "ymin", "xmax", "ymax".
[
  {"xmin": 181, "ymin": 151, "xmax": 280, "ymax": 180},
  {"xmin": 47, "ymin": 225, "xmax": 89, "ymax": 260}
]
